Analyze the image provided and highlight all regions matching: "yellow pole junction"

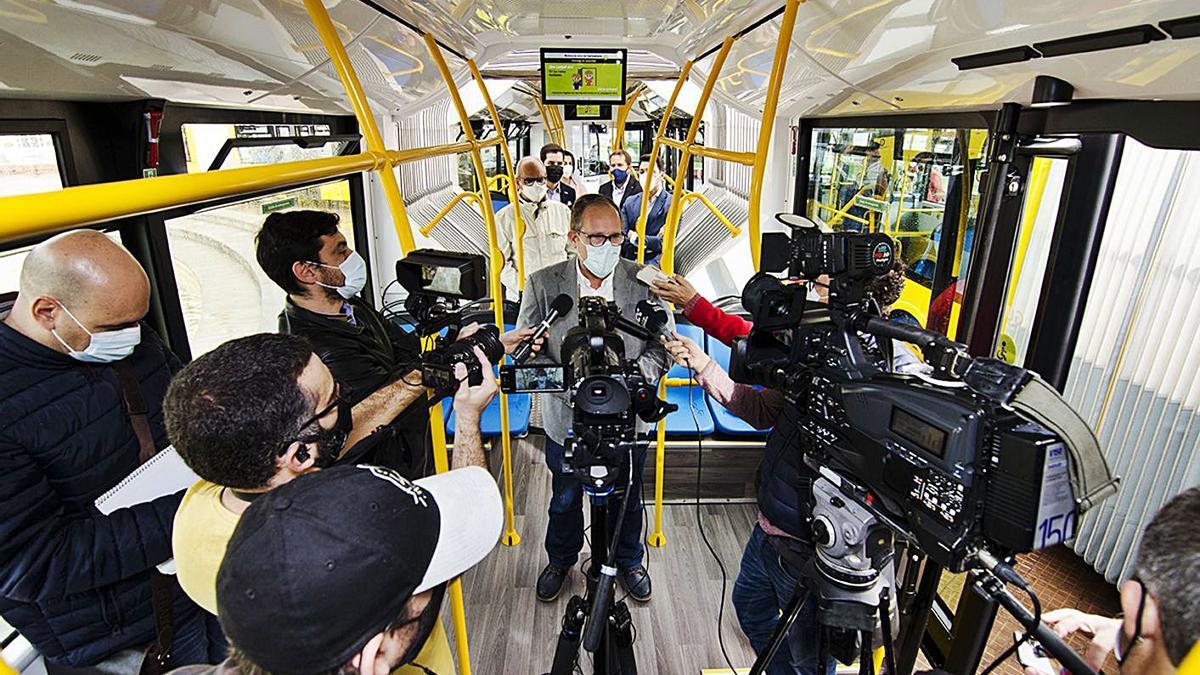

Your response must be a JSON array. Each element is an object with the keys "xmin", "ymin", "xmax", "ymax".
[
  {"xmin": 423, "ymin": 36, "xmax": 522, "ymax": 561},
  {"xmin": 468, "ymin": 58, "xmax": 529, "ymax": 291},
  {"xmin": 636, "ymin": 60, "xmax": 692, "ymax": 264},
  {"xmin": 304, "ymin": 0, "xmax": 416, "ymax": 255}
]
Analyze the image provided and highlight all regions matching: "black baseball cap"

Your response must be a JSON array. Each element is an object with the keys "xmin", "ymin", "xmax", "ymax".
[{"xmin": 215, "ymin": 464, "xmax": 502, "ymax": 675}]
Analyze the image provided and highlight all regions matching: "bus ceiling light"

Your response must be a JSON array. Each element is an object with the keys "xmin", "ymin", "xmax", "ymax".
[{"xmin": 1031, "ymin": 75, "xmax": 1073, "ymax": 108}]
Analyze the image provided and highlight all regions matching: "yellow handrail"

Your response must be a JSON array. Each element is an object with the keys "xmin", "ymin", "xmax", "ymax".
[
  {"xmin": 612, "ymin": 84, "xmax": 646, "ymax": 153},
  {"xmin": 487, "ymin": 173, "xmax": 511, "ymax": 194},
  {"xmin": 304, "ymin": 0, "xmax": 415, "ymax": 255},
  {"xmin": 680, "ymin": 191, "xmax": 740, "ymax": 237},
  {"xmin": 636, "ymin": 60, "xmax": 693, "ymax": 265},
  {"xmin": 690, "ymin": 145, "xmax": 755, "ymax": 165},
  {"xmin": 421, "ymin": 191, "xmax": 482, "ymax": 236}
]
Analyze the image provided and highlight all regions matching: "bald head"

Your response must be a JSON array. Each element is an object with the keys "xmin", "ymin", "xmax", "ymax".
[
  {"xmin": 517, "ymin": 156, "xmax": 545, "ymax": 179},
  {"xmin": 6, "ymin": 230, "xmax": 151, "ymax": 354}
]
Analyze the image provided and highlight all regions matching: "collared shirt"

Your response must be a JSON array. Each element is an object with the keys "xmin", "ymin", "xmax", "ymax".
[
  {"xmin": 496, "ymin": 198, "xmax": 573, "ymax": 299},
  {"xmin": 576, "ymin": 260, "xmax": 615, "ymax": 302},
  {"xmin": 612, "ymin": 180, "xmax": 627, "ymax": 207},
  {"xmin": 339, "ymin": 301, "xmax": 357, "ymax": 326},
  {"xmin": 546, "ymin": 184, "xmax": 563, "ymax": 204}
]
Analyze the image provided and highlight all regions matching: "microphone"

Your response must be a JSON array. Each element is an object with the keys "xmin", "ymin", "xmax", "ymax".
[
  {"xmin": 514, "ymin": 293, "xmax": 573, "ymax": 363},
  {"xmin": 636, "ymin": 299, "xmax": 674, "ymax": 342}
]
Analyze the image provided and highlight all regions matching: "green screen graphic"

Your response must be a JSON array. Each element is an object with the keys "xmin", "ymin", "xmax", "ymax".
[
  {"xmin": 542, "ymin": 49, "xmax": 626, "ymax": 104},
  {"xmin": 576, "ymin": 105, "xmax": 602, "ymax": 117}
]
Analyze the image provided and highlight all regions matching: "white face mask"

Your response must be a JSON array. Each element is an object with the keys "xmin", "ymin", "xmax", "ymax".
[
  {"xmin": 583, "ymin": 241, "xmax": 621, "ymax": 278},
  {"xmin": 50, "ymin": 301, "xmax": 142, "ymax": 363},
  {"xmin": 313, "ymin": 250, "xmax": 367, "ymax": 300},
  {"xmin": 521, "ymin": 183, "xmax": 548, "ymax": 203},
  {"xmin": 563, "ymin": 164, "xmax": 575, "ymax": 180}
]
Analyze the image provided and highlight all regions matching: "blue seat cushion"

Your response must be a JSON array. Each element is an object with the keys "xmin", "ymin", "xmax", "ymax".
[
  {"xmin": 446, "ymin": 391, "xmax": 531, "ymax": 437},
  {"xmin": 661, "ymin": 385, "xmax": 715, "ymax": 437},
  {"xmin": 705, "ymin": 334, "xmax": 771, "ymax": 436},
  {"xmin": 666, "ymin": 324, "xmax": 708, "ymax": 380}
]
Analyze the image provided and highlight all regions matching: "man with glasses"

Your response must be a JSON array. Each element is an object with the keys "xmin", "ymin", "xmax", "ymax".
[
  {"xmin": 497, "ymin": 156, "xmax": 573, "ymax": 300},
  {"xmin": 516, "ymin": 194, "xmax": 673, "ymax": 603},
  {"xmin": 1020, "ymin": 486, "xmax": 1200, "ymax": 675},
  {"xmin": 540, "ymin": 143, "xmax": 576, "ymax": 208},
  {"xmin": 164, "ymin": 332, "xmax": 498, "ymax": 674}
]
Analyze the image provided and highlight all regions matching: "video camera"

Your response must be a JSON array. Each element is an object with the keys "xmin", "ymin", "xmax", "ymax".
[
  {"xmin": 395, "ymin": 249, "xmax": 503, "ymax": 396},
  {"xmin": 732, "ymin": 215, "xmax": 1117, "ymax": 670}
]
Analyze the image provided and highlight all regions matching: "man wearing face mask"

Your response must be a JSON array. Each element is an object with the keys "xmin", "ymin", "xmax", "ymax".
[
  {"xmin": 0, "ymin": 230, "xmax": 225, "ymax": 671},
  {"xmin": 599, "ymin": 148, "xmax": 642, "ymax": 211},
  {"xmin": 495, "ymin": 156, "xmax": 573, "ymax": 300},
  {"xmin": 168, "ymin": 461, "xmax": 503, "ymax": 675},
  {"xmin": 256, "ymin": 210, "xmax": 439, "ymax": 477},
  {"xmin": 164, "ymin": 332, "xmax": 499, "ymax": 674},
  {"xmin": 516, "ymin": 194, "xmax": 674, "ymax": 604},
  {"xmin": 619, "ymin": 154, "xmax": 672, "ymax": 264},
  {"xmin": 540, "ymin": 143, "xmax": 576, "ymax": 208}
]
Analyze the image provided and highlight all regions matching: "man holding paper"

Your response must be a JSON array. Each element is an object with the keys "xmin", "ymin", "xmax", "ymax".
[
  {"xmin": 164, "ymin": 331, "xmax": 499, "ymax": 675},
  {"xmin": 0, "ymin": 230, "xmax": 224, "ymax": 671}
]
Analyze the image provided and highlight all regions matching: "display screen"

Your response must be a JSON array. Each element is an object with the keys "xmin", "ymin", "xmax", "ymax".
[
  {"xmin": 565, "ymin": 104, "xmax": 611, "ymax": 121},
  {"xmin": 890, "ymin": 407, "xmax": 948, "ymax": 458},
  {"xmin": 541, "ymin": 49, "xmax": 627, "ymax": 104},
  {"xmin": 512, "ymin": 365, "xmax": 567, "ymax": 392}
]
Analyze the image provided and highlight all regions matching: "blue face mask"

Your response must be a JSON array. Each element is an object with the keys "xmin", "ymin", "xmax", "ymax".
[
  {"xmin": 611, "ymin": 168, "xmax": 628, "ymax": 185},
  {"xmin": 583, "ymin": 242, "xmax": 621, "ymax": 278},
  {"xmin": 50, "ymin": 301, "xmax": 142, "ymax": 363}
]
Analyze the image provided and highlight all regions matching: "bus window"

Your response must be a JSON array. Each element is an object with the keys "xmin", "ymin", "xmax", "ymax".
[
  {"xmin": 181, "ymin": 124, "xmax": 348, "ymax": 174},
  {"xmin": 164, "ymin": 181, "xmax": 355, "ymax": 357},
  {"xmin": 806, "ymin": 126, "xmax": 989, "ymax": 336},
  {"xmin": 0, "ymin": 133, "xmax": 63, "ymax": 197}
]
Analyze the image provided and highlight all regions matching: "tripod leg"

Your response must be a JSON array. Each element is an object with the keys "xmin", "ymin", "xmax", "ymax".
[
  {"xmin": 816, "ymin": 627, "xmax": 831, "ymax": 675},
  {"xmin": 550, "ymin": 596, "xmax": 588, "ymax": 675},
  {"xmin": 878, "ymin": 589, "xmax": 897, "ymax": 675},
  {"xmin": 611, "ymin": 602, "xmax": 637, "ymax": 675},
  {"xmin": 748, "ymin": 584, "xmax": 808, "ymax": 675},
  {"xmin": 858, "ymin": 630, "xmax": 874, "ymax": 675}
]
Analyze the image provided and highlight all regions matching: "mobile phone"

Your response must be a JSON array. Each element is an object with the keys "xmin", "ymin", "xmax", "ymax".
[
  {"xmin": 636, "ymin": 266, "xmax": 670, "ymax": 287},
  {"xmin": 499, "ymin": 364, "xmax": 568, "ymax": 393},
  {"xmin": 1015, "ymin": 631, "xmax": 1056, "ymax": 672}
]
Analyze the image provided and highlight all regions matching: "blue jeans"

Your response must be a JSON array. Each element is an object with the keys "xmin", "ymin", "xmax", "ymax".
[
  {"xmin": 732, "ymin": 525, "xmax": 834, "ymax": 675},
  {"xmin": 543, "ymin": 438, "xmax": 646, "ymax": 570}
]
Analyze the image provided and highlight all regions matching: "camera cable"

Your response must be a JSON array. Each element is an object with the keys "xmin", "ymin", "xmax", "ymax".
[
  {"xmin": 687, "ymin": 358, "xmax": 739, "ymax": 675},
  {"xmin": 979, "ymin": 580, "xmax": 1043, "ymax": 675}
]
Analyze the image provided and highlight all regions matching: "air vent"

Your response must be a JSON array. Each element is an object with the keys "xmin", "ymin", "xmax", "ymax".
[
  {"xmin": 952, "ymin": 46, "xmax": 1039, "ymax": 71},
  {"xmin": 1160, "ymin": 15, "xmax": 1200, "ymax": 40},
  {"xmin": 69, "ymin": 52, "xmax": 102, "ymax": 63},
  {"xmin": 1033, "ymin": 24, "xmax": 1167, "ymax": 58}
]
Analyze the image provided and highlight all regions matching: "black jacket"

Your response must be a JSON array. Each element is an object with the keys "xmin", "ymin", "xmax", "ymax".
[
  {"xmin": 758, "ymin": 403, "xmax": 818, "ymax": 542},
  {"xmin": 599, "ymin": 176, "xmax": 643, "ymax": 210},
  {"xmin": 0, "ymin": 322, "xmax": 208, "ymax": 666},
  {"xmin": 550, "ymin": 182, "xmax": 576, "ymax": 209},
  {"xmin": 279, "ymin": 297, "xmax": 430, "ymax": 477}
]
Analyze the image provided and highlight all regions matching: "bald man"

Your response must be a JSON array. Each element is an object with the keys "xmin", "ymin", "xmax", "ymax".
[
  {"xmin": 0, "ymin": 231, "xmax": 224, "ymax": 671},
  {"xmin": 495, "ymin": 155, "xmax": 574, "ymax": 299}
]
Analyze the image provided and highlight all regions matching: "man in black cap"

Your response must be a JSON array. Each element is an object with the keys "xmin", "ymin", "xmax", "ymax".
[{"xmin": 171, "ymin": 462, "xmax": 502, "ymax": 675}]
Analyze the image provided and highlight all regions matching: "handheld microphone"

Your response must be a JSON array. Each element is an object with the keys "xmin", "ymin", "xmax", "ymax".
[
  {"xmin": 636, "ymin": 299, "xmax": 674, "ymax": 342},
  {"xmin": 514, "ymin": 293, "xmax": 573, "ymax": 363}
]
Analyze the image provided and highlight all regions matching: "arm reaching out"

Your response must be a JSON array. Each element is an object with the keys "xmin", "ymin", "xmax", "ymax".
[{"xmin": 450, "ymin": 346, "xmax": 498, "ymax": 470}]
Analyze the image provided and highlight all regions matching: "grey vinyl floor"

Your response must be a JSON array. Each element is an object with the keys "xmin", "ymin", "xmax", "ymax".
[{"xmin": 445, "ymin": 433, "xmax": 761, "ymax": 675}]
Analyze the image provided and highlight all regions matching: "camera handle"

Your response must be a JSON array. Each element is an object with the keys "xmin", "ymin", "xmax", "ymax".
[{"xmin": 852, "ymin": 313, "xmax": 973, "ymax": 380}]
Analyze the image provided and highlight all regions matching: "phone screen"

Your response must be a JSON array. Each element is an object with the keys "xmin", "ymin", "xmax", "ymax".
[{"xmin": 508, "ymin": 365, "xmax": 567, "ymax": 392}]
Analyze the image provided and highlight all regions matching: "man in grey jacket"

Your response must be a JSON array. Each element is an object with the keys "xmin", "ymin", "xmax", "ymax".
[{"xmin": 517, "ymin": 194, "xmax": 673, "ymax": 604}]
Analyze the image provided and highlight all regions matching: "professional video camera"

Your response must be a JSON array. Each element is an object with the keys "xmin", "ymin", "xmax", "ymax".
[
  {"xmin": 732, "ymin": 215, "xmax": 1119, "ymax": 675},
  {"xmin": 395, "ymin": 249, "xmax": 503, "ymax": 396}
]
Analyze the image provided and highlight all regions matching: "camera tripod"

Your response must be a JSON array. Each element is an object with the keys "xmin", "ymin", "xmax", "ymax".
[{"xmin": 549, "ymin": 485, "xmax": 638, "ymax": 675}]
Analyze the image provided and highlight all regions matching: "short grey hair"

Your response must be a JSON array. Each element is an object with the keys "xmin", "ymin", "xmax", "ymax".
[
  {"xmin": 1134, "ymin": 485, "xmax": 1200, "ymax": 665},
  {"xmin": 569, "ymin": 194, "xmax": 620, "ymax": 232}
]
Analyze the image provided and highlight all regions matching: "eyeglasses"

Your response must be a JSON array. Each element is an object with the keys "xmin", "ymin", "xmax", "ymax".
[
  {"xmin": 519, "ymin": 177, "xmax": 547, "ymax": 186},
  {"xmin": 1116, "ymin": 576, "xmax": 1147, "ymax": 666},
  {"xmin": 283, "ymin": 383, "xmax": 346, "ymax": 453},
  {"xmin": 579, "ymin": 232, "xmax": 626, "ymax": 246}
]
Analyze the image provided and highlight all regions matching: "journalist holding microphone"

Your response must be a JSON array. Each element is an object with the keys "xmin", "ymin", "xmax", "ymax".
[{"xmin": 516, "ymin": 194, "xmax": 674, "ymax": 604}]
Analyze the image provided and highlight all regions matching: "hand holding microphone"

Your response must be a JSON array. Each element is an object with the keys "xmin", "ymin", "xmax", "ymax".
[{"xmin": 512, "ymin": 294, "xmax": 573, "ymax": 363}]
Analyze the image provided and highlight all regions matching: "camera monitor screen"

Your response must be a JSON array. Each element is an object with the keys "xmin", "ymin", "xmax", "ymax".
[
  {"xmin": 509, "ymin": 365, "xmax": 567, "ymax": 393},
  {"xmin": 541, "ymin": 49, "xmax": 627, "ymax": 105}
]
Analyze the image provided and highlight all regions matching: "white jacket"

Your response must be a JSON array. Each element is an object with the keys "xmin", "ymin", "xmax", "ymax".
[{"xmin": 495, "ymin": 198, "xmax": 574, "ymax": 299}]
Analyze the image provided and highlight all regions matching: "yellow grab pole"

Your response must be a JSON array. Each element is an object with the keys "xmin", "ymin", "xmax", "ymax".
[
  {"xmin": 690, "ymin": 145, "xmax": 755, "ymax": 165},
  {"xmin": 681, "ymin": 191, "xmax": 740, "ymax": 237},
  {"xmin": 421, "ymin": 191, "xmax": 482, "ymax": 236},
  {"xmin": 637, "ymin": 60, "xmax": 692, "ymax": 264},
  {"xmin": 468, "ymin": 59, "xmax": 529, "ymax": 291},
  {"xmin": 661, "ymin": 36, "xmax": 736, "ymax": 277},
  {"xmin": 304, "ymin": 0, "xmax": 416, "ymax": 254},
  {"xmin": 612, "ymin": 85, "xmax": 645, "ymax": 153},
  {"xmin": 747, "ymin": 0, "xmax": 802, "ymax": 271},
  {"xmin": 424, "ymin": 34, "xmax": 521, "ymax": 556},
  {"xmin": 647, "ymin": 378, "xmax": 669, "ymax": 548}
]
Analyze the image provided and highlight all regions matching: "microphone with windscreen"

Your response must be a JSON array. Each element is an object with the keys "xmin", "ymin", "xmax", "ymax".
[
  {"xmin": 513, "ymin": 293, "xmax": 573, "ymax": 363},
  {"xmin": 636, "ymin": 299, "xmax": 674, "ymax": 342}
]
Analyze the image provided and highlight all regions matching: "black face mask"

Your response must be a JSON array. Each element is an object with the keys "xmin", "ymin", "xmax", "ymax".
[
  {"xmin": 287, "ymin": 389, "xmax": 353, "ymax": 468},
  {"xmin": 393, "ymin": 583, "xmax": 447, "ymax": 669},
  {"xmin": 546, "ymin": 164, "xmax": 564, "ymax": 183}
]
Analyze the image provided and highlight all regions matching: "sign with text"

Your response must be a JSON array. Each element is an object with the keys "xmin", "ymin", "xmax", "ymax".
[{"xmin": 541, "ymin": 48, "xmax": 627, "ymax": 105}]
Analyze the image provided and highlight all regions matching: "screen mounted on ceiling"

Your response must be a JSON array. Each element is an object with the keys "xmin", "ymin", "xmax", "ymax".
[{"xmin": 541, "ymin": 48, "xmax": 627, "ymax": 105}]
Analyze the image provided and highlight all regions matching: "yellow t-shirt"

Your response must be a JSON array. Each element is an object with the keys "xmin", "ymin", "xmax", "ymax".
[{"xmin": 171, "ymin": 480, "xmax": 455, "ymax": 674}]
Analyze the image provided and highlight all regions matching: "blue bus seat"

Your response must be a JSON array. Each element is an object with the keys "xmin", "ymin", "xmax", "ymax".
[
  {"xmin": 661, "ymin": 384, "xmax": 715, "ymax": 437},
  {"xmin": 666, "ymin": 323, "xmax": 707, "ymax": 381},
  {"xmin": 705, "ymin": 337, "xmax": 771, "ymax": 437}
]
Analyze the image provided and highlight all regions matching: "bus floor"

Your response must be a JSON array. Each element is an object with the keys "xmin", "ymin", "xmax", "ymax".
[{"xmin": 448, "ymin": 432, "xmax": 761, "ymax": 674}]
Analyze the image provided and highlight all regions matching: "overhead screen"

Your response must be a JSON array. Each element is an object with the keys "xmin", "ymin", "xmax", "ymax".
[
  {"xmin": 541, "ymin": 48, "xmax": 627, "ymax": 105},
  {"xmin": 565, "ymin": 104, "xmax": 611, "ymax": 121}
]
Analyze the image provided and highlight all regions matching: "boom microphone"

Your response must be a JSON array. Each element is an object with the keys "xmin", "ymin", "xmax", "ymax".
[
  {"xmin": 636, "ymin": 299, "xmax": 674, "ymax": 342},
  {"xmin": 514, "ymin": 293, "xmax": 573, "ymax": 363}
]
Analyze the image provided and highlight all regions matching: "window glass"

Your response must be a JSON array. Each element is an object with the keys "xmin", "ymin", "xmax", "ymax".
[
  {"xmin": 181, "ymin": 123, "xmax": 345, "ymax": 173},
  {"xmin": 0, "ymin": 134, "xmax": 64, "ymax": 197},
  {"xmin": 806, "ymin": 127, "xmax": 989, "ymax": 337},
  {"xmin": 165, "ymin": 181, "xmax": 354, "ymax": 356}
]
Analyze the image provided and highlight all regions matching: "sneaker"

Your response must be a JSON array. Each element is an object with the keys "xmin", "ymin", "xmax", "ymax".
[
  {"xmin": 619, "ymin": 565, "xmax": 652, "ymax": 602},
  {"xmin": 537, "ymin": 563, "xmax": 570, "ymax": 602}
]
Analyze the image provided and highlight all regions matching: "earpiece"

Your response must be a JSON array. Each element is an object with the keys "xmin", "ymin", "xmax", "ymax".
[{"xmin": 295, "ymin": 447, "xmax": 311, "ymax": 463}]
